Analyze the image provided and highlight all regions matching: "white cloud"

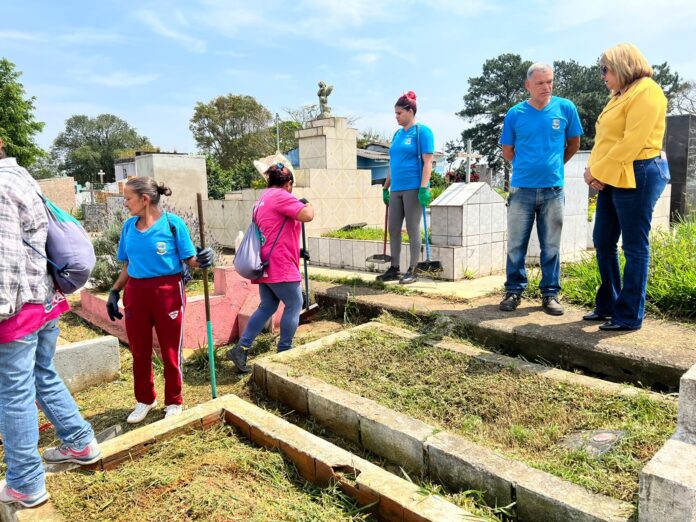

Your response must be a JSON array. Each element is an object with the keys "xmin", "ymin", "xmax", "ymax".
[
  {"xmin": 427, "ymin": 0, "xmax": 500, "ymax": 17},
  {"xmin": 0, "ymin": 30, "xmax": 43, "ymax": 42},
  {"xmin": 541, "ymin": 0, "xmax": 696, "ymax": 32},
  {"xmin": 88, "ymin": 71, "xmax": 160, "ymax": 88},
  {"xmin": 134, "ymin": 9, "xmax": 206, "ymax": 53},
  {"xmin": 354, "ymin": 53, "xmax": 380, "ymax": 66},
  {"xmin": 60, "ymin": 29, "xmax": 125, "ymax": 45}
]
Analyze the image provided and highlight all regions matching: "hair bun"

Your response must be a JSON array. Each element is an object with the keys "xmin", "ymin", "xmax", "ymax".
[
  {"xmin": 406, "ymin": 91, "xmax": 417, "ymax": 100},
  {"xmin": 156, "ymin": 183, "xmax": 172, "ymax": 197}
]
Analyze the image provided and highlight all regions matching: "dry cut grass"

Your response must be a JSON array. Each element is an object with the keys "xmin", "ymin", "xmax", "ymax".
[
  {"xmin": 286, "ymin": 329, "xmax": 677, "ymax": 503},
  {"xmin": 46, "ymin": 424, "xmax": 374, "ymax": 522}
]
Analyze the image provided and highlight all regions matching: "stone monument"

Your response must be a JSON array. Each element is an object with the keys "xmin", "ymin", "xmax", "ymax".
[{"xmin": 317, "ymin": 81, "xmax": 333, "ymax": 119}]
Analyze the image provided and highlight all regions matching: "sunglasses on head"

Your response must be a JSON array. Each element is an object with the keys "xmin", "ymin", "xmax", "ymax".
[{"xmin": 600, "ymin": 65, "xmax": 609, "ymax": 77}]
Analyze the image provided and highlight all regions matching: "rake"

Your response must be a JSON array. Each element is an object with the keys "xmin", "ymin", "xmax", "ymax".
[{"xmin": 415, "ymin": 205, "xmax": 443, "ymax": 274}]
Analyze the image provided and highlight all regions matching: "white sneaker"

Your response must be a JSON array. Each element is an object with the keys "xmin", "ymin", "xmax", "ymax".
[
  {"xmin": 127, "ymin": 401, "xmax": 157, "ymax": 424},
  {"xmin": 164, "ymin": 405, "xmax": 183, "ymax": 418}
]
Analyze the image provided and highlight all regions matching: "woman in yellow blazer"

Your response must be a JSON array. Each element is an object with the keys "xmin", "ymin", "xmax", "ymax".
[{"xmin": 583, "ymin": 43, "xmax": 670, "ymax": 331}]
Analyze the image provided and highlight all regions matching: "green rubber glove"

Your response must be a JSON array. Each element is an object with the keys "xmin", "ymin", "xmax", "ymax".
[
  {"xmin": 418, "ymin": 187, "xmax": 431, "ymax": 206},
  {"xmin": 382, "ymin": 188, "xmax": 390, "ymax": 205}
]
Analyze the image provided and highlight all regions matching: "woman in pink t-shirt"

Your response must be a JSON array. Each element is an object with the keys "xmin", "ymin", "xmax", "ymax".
[{"xmin": 227, "ymin": 163, "xmax": 314, "ymax": 372}]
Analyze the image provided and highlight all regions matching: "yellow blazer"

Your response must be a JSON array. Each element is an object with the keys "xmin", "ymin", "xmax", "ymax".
[{"xmin": 588, "ymin": 77, "xmax": 667, "ymax": 188}]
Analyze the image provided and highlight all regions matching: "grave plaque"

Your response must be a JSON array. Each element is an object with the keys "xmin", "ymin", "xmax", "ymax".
[{"xmin": 665, "ymin": 114, "xmax": 696, "ymax": 218}]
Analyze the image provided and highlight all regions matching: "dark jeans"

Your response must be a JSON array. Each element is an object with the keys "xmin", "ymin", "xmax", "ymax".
[
  {"xmin": 593, "ymin": 157, "xmax": 670, "ymax": 329},
  {"xmin": 505, "ymin": 187, "xmax": 564, "ymax": 296}
]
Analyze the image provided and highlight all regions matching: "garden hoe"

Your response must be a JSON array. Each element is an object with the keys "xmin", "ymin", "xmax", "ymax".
[
  {"xmin": 366, "ymin": 204, "xmax": 392, "ymax": 264},
  {"xmin": 299, "ymin": 200, "xmax": 319, "ymax": 324},
  {"xmin": 416, "ymin": 206, "xmax": 443, "ymax": 275}
]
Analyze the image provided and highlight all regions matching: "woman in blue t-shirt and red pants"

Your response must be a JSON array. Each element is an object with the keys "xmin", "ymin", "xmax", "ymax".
[
  {"xmin": 378, "ymin": 91, "xmax": 435, "ymax": 285},
  {"xmin": 106, "ymin": 177, "xmax": 213, "ymax": 424}
]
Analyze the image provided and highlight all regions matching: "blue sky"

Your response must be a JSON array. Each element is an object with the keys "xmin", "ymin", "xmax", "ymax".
[{"xmin": 4, "ymin": 0, "xmax": 696, "ymax": 154}]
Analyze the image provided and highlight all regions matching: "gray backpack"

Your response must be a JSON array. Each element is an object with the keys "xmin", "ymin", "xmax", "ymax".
[{"xmin": 234, "ymin": 202, "xmax": 286, "ymax": 280}]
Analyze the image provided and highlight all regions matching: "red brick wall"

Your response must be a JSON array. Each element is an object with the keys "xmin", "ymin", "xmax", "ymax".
[{"xmin": 38, "ymin": 177, "xmax": 77, "ymax": 213}]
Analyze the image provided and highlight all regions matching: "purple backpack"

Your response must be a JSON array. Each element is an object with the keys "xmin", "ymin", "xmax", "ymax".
[{"xmin": 24, "ymin": 194, "xmax": 96, "ymax": 293}]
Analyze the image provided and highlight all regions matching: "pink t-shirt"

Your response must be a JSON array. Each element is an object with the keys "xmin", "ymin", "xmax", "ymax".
[
  {"xmin": 0, "ymin": 291, "xmax": 69, "ymax": 344},
  {"xmin": 252, "ymin": 188, "xmax": 306, "ymax": 284}
]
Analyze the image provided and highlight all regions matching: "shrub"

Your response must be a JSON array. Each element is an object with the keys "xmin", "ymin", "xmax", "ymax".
[
  {"xmin": 89, "ymin": 206, "xmax": 225, "ymax": 292},
  {"xmin": 90, "ymin": 210, "xmax": 127, "ymax": 291},
  {"xmin": 527, "ymin": 215, "xmax": 696, "ymax": 319}
]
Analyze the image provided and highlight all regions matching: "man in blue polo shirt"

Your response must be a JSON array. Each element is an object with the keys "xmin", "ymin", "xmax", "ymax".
[{"xmin": 499, "ymin": 63, "xmax": 583, "ymax": 315}]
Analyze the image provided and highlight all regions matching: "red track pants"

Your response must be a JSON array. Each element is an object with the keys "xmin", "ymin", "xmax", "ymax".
[{"xmin": 123, "ymin": 274, "xmax": 185, "ymax": 406}]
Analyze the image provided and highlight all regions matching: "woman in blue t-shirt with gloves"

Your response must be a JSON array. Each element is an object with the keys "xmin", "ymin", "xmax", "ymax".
[
  {"xmin": 377, "ymin": 91, "xmax": 435, "ymax": 285},
  {"xmin": 106, "ymin": 177, "xmax": 213, "ymax": 424}
]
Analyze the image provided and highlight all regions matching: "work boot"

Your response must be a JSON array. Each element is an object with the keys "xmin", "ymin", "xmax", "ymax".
[
  {"xmin": 542, "ymin": 296, "xmax": 564, "ymax": 316},
  {"xmin": 376, "ymin": 265, "xmax": 400, "ymax": 282},
  {"xmin": 399, "ymin": 268, "xmax": 417, "ymax": 285},
  {"xmin": 499, "ymin": 293, "xmax": 521, "ymax": 311},
  {"xmin": 227, "ymin": 345, "xmax": 251, "ymax": 373}
]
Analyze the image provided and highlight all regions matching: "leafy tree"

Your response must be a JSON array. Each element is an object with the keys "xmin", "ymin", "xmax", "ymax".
[
  {"xmin": 273, "ymin": 119, "xmax": 302, "ymax": 153},
  {"xmin": 357, "ymin": 128, "xmax": 390, "ymax": 149},
  {"xmin": 52, "ymin": 114, "xmax": 151, "ymax": 185},
  {"xmin": 0, "ymin": 58, "xmax": 45, "ymax": 166},
  {"xmin": 457, "ymin": 54, "xmax": 687, "ymax": 184},
  {"xmin": 29, "ymin": 151, "xmax": 62, "ymax": 179},
  {"xmin": 283, "ymin": 104, "xmax": 321, "ymax": 126},
  {"xmin": 553, "ymin": 59, "xmax": 607, "ymax": 149},
  {"xmin": 652, "ymin": 62, "xmax": 689, "ymax": 113},
  {"xmin": 673, "ymin": 80, "xmax": 696, "ymax": 115},
  {"xmin": 190, "ymin": 94, "xmax": 273, "ymax": 170},
  {"xmin": 456, "ymin": 53, "xmax": 531, "ymax": 180}
]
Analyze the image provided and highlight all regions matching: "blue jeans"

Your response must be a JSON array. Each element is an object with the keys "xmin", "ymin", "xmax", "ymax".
[
  {"xmin": 505, "ymin": 187, "xmax": 564, "ymax": 296},
  {"xmin": 0, "ymin": 319, "xmax": 95, "ymax": 494},
  {"xmin": 593, "ymin": 157, "xmax": 669, "ymax": 329},
  {"xmin": 239, "ymin": 282, "xmax": 303, "ymax": 352}
]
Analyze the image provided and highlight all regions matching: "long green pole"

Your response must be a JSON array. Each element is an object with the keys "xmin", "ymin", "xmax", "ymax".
[{"xmin": 197, "ymin": 193, "xmax": 217, "ymax": 398}]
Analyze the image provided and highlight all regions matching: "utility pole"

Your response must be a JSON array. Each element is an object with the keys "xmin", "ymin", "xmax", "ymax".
[
  {"xmin": 275, "ymin": 113, "xmax": 280, "ymax": 153},
  {"xmin": 465, "ymin": 139, "xmax": 472, "ymax": 183}
]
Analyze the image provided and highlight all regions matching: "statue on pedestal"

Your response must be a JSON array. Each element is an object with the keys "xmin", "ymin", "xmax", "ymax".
[{"xmin": 317, "ymin": 81, "xmax": 333, "ymax": 119}]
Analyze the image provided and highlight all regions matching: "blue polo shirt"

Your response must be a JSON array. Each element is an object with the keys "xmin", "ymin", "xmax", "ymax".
[
  {"xmin": 389, "ymin": 124, "xmax": 435, "ymax": 191},
  {"xmin": 500, "ymin": 96, "xmax": 583, "ymax": 188},
  {"xmin": 117, "ymin": 213, "xmax": 196, "ymax": 279}
]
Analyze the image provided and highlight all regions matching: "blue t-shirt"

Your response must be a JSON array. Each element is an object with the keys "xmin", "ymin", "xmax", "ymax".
[
  {"xmin": 500, "ymin": 96, "xmax": 583, "ymax": 188},
  {"xmin": 117, "ymin": 213, "xmax": 196, "ymax": 279},
  {"xmin": 389, "ymin": 123, "xmax": 435, "ymax": 191}
]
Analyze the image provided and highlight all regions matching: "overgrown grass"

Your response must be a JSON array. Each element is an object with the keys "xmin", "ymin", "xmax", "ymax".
[
  {"xmin": 527, "ymin": 215, "xmax": 696, "ymax": 320},
  {"xmin": 46, "ymin": 424, "xmax": 375, "ymax": 521},
  {"xmin": 322, "ymin": 227, "xmax": 409, "ymax": 242},
  {"xmin": 58, "ymin": 312, "xmax": 105, "ymax": 342},
  {"xmin": 286, "ymin": 330, "xmax": 677, "ymax": 503}
]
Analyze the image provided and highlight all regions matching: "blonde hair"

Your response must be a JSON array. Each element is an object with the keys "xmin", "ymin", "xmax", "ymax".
[{"xmin": 600, "ymin": 43, "xmax": 652, "ymax": 93}]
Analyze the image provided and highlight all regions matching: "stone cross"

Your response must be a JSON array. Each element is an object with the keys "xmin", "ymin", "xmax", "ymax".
[{"xmin": 98, "ymin": 169, "xmax": 105, "ymax": 185}]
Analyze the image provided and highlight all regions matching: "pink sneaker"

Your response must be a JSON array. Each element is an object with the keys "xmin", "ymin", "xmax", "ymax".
[
  {"xmin": 0, "ymin": 479, "xmax": 49, "ymax": 508},
  {"xmin": 42, "ymin": 438, "xmax": 101, "ymax": 465}
]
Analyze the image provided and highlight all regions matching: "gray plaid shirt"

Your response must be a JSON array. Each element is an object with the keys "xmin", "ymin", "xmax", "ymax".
[{"xmin": 0, "ymin": 157, "xmax": 52, "ymax": 321}]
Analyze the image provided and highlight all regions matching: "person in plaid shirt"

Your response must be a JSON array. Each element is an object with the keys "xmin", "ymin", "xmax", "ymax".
[{"xmin": 0, "ymin": 136, "xmax": 100, "ymax": 509}]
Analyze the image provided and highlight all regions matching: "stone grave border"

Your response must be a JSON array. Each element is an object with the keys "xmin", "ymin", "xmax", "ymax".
[
  {"xmin": 254, "ymin": 322, "xmax": 641, "ymax": 522},
  {"xmin": 1, "ymin": 394, "xmax": 470, "ymax": 522}
]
